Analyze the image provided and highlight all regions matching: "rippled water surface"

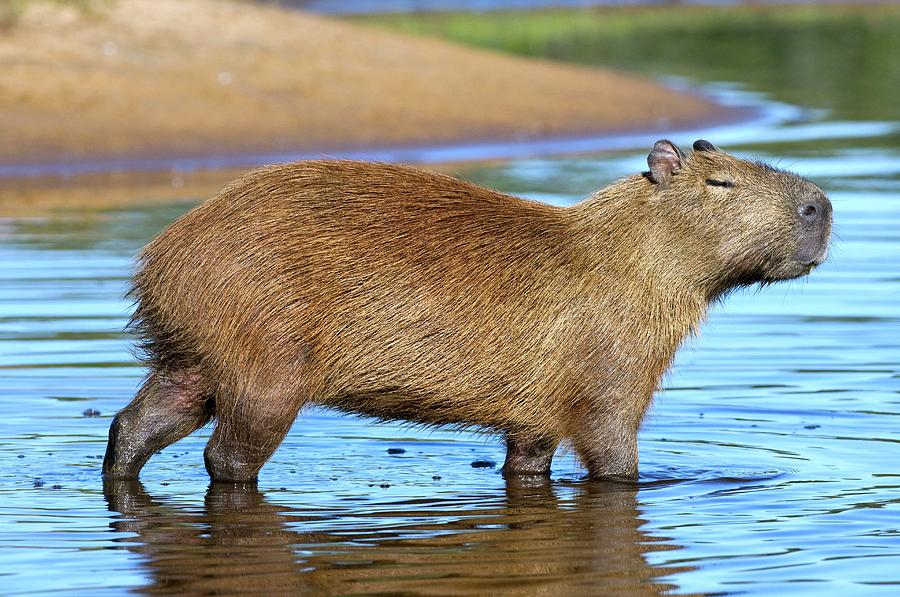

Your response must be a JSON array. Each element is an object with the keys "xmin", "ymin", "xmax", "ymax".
[{"xmin": 2, "ymin": 12, "xmax": 900, "ymax": 597}]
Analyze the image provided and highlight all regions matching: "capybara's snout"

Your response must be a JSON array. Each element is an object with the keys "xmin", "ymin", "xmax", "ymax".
[{"xmin": 796, "ymin": 190, "xmax": 832, "ymax": 267}]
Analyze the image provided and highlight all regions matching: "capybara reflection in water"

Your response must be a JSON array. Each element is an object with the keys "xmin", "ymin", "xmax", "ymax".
[{"xmin": 103, "ymin": 140, "xmax": 832, "ymax": 482}]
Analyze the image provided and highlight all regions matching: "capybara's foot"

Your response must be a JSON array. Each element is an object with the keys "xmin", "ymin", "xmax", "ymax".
[
  {"xmin": 203, "ymin": 441, "xmax": 263, "ymax": 483},
  {"xmin": 501, "ymin": 435, "xmax": 557, "ymax": 477},
  {"xmin": 576, "ymin": 431, "xmax": 639, "ymax": 482},
  {"xmin": 102, "ymin": 411, "xmax": 148, "ymax": 479}
]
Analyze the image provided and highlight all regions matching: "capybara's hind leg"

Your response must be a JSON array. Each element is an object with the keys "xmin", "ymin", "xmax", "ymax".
[
  {"xmin": 203, "ymin": 387, "xmax": 305, "ymax": 483},
  {"xmin": 502, "ymin": 433, "xmax": 557, "ymax": 477},
  {"xmin": 103, "ymin": 370, "xmax": 212, "ymax": 479}
]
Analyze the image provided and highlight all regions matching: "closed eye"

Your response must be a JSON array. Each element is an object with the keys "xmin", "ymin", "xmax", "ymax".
[{"xmin": 705, "ymin": 178, "xmax": 735, "ymax": 188}]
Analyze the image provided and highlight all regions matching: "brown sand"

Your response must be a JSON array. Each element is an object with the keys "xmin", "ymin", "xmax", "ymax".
[{"xmin": 0, "ymin": 0, "xmax": 721, "ymax": 171}]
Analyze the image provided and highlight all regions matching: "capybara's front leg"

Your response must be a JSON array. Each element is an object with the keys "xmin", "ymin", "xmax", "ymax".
[
  {"xmin": 103, "ymin": 370, "xmax": 212, "ymax": 479},
  {"xmin": 502, "ymin": 433, "xmax": 557, "ymax": 476},
  {"xmin": 574, "ymin": 417, "xmax": 639, "ymax": 481}
]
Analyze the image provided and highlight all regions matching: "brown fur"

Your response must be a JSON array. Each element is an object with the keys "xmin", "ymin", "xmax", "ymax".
[{"xmin": 103, "ymin": 140, "xmax": 832, "ymax": 482}]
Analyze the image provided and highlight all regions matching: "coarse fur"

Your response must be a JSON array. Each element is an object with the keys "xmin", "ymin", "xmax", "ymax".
[{"xmin": 103, "ymin": 140, "xmax": 832, "ymax": 482}]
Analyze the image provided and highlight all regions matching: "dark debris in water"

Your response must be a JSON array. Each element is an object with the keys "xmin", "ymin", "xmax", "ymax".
[
  {"xmin": 471, "ymin": 460, "xmax": 496, "ymax": 469},
  {"xmin": 432, "ymin": 475, "xmax": 442, "ymax": 480},
  {"xmin": 387, "ymin": 448, "xmax": 406, "ymax": 454},
  {"xmin": 82, "ymin": 408, "xmax": 101, "ymax": 418},
  {"xmin": 33, "ymin": 478, "xmax": 44, "ymax": 488},
  {"xmin": 804, "ymin": 424, "xmax": 821, "ymax": 430}
]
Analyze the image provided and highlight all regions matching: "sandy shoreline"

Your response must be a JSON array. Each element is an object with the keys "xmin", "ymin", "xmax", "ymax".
[
  {"xmin": 0, "ymin": 98, "xmax": 760, "ymax": 215},
  {"xmin": 0, "ymin": 97, "xmax": 754, "ymax": 180},
  {"xmin": 0, "ymin": 0, "xmax": 726, "ymax": 179}
]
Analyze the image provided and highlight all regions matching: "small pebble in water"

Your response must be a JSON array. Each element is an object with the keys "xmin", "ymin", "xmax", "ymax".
[
  {"xmin": 387, "ymin": 448, "xmax": 406, "ymax": 454},
  {"xmin": 471, "ymin": 460, "xmax": 496, "ymax": 469},
  {"xmin": 82, "ymin": 408, "xmax": 101, "ymax": 418}
]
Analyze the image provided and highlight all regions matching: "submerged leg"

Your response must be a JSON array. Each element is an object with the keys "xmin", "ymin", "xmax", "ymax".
[
  {"xmin": 203, "ymin": 381, "xmax": 307, "ymax": 483},
  {"xmin": 103, "ymin": 370, "xmax": 212, "ymax": 479},
  {"xmin": 501, "ymin": 433, "xmax": 557, "ymax": 477},
  {"xmin": 573, "ymin": 420, "xmax": 639, "ymax": 481}
]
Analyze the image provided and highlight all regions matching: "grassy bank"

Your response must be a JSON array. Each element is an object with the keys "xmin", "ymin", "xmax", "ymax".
[
  {"xmin": 0, "ymin": 0, "xmax": 100, "ymax": 29},
  {"xmin": 357, "ymin": 5, "xmax": 900, "ymax": 121}
]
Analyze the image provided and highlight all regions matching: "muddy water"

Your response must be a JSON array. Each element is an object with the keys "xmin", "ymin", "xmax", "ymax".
[{"xmin": 2, "ymin": 20, "xmax": 900, "ymax": 597}]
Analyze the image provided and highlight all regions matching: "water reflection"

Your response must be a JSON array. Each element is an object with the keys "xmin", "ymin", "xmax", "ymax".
[{"xmin": 104, "ymin": 479, "xmax": 690, "ymax": 595}]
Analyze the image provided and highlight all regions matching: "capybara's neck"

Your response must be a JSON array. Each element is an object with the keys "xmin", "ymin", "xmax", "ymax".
[
  {"xmin": 567, "ymin": 174, "xmax": 712, "ymax": 353},
  {"xmin": 571, "ymin": 174, "xmax": 725, "ymax": 295}
]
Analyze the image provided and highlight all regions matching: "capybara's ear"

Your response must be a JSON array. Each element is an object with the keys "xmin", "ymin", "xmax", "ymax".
[
  {"xmin": 647, "ymin": 139, "xmax": 684, "ymax": 186},
  {"xmin": 692, "ymin": 139, "xmax": 719, "ymax": 153}
]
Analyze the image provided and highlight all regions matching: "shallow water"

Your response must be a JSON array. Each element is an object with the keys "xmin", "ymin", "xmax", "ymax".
[{"xmin": 2, "ymin": 15, "xmax": 900, "ymax": 597}]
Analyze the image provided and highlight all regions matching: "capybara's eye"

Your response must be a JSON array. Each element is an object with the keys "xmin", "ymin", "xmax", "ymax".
[{"xmin": 705, "ymin": 178, "xmax": 735, "ymax": 188}]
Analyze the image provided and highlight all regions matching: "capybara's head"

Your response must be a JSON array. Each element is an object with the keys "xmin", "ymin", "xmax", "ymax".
[{"xmin": 646, "ymin": 139, "xmax": 832, "ymax": 290}]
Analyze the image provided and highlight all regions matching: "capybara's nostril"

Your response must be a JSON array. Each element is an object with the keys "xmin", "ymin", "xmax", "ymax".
[{"xmin": 799, "ymin": 202, "xmax": 819, "ymax": 223}]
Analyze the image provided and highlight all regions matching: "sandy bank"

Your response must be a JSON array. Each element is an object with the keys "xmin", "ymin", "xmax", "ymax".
[{"xmin": 0, "ymin": 0, "xmax": 722, "ymax": 175}]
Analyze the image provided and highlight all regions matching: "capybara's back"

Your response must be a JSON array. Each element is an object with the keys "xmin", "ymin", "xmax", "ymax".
[
  {"xmin": 134, "ymin": 161, "xmax": 578, "ymax": 430},
  {"xmin": 105, "ymin": 141, "xmax": 832, "ymax": 483}
]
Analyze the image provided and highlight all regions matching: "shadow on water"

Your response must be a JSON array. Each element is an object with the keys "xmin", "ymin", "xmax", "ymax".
[{"xmin": 103, "ymin": 478, "xmax": 690, "ymax": 595}]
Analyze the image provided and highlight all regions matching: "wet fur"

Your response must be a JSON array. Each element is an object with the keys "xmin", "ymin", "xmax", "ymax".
[{"xmin": 105, "ymin": 143, "xmax": 831, "ymax": 482}]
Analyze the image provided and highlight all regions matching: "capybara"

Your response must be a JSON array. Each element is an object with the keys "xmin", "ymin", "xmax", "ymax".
[{"xmin": 103, "ymin": 139, "xmax": 832, "ymax": 482}]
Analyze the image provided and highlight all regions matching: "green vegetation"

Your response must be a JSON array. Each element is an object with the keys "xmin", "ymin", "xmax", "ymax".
[
  {"xmin": 356, "ymin": 6, "xmax": 900, "ymax": 121},
  {"xmin": 0, "ymin": 0, "xmax": 106, "ymax": 30}
]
